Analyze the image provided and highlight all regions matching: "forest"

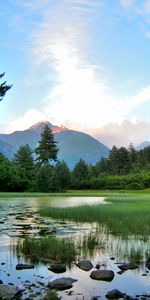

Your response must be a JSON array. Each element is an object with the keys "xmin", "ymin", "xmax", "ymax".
[{"xmin": 0, "ymin": 124, "xmax": 150, "ymax": 192}]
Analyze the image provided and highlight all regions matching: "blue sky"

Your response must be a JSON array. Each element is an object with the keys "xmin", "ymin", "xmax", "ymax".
[{"xmin": 1, "ymin": 0, "xmax": 150, "ymax": 146}]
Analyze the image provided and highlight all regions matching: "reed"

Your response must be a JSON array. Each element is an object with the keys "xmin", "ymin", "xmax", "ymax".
[
  {"xmin": 39, "ymin": 194, "xmax": 150, "ymax": 236},
  {"xmin": 16, "ymin": 235, "xmax": 77, "ymax": 264}
]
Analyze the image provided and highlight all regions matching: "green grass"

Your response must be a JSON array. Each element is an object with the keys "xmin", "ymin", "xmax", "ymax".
[
  {"xmin": 16, "ymin": 236, "xmax": 77, "ymax": 264},
  {"xmin": 39, "ymin": 193, "xmax": 150, "ymax": 236},
  {"xmin": 1, "ymin": 189, "xmax": 150, "ymax": 198}
]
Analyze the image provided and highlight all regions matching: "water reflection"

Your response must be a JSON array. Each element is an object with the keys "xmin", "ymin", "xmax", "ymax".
[{"xmin": 0, "ymin": 197, "xmax": 150, "ymax": 299}]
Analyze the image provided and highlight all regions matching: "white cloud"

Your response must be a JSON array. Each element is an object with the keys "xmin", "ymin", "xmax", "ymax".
[
  {"xmin": 118, "ymin": 85, "xmax": 150, "ymax": 116},
  {"xmin": 7, "ymin": 0, "xmax": 150, "ymax": 133},
  {"xmin": 120, "ymin": 0, "xmax": 150, "ymax": 15},
  {"xmin": 6, "ymin": 109, "xmax": 45, "ymax": 133},
  {"xmin": 41, "ymin": 38, "xmax": 150, "ymax": 129},
  {"xmin": 5, "ymin": 0, "xmax": 150, "ymax": 145},
  {"xmin": 88, "ymin": 120, "xmax": 150, "ymax": 148}
]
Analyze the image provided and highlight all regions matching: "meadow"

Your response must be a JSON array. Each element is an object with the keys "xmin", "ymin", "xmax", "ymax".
[{"xmin": 37, "ymin": 190, "xmax": 150, "ymax": 236}]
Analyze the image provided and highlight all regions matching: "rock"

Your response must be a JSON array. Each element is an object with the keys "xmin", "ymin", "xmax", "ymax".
[
  {"xmin": 16, "ymin": 263, "xmax": 34, "ymax": 270},
  {"xmin": 48, "ymin": 277, "xmax": 77, "ymax": 290},
  {"xmin": 90, "ymin": 270, "xmax": 114, "ymax": 282},
  {"xmin": 48, "ymin": 264, "xmax": 66, "ymax": 273},
  {"xmin": 106, "ymin": 289, "xmax": 125, "ymax": 299},
  {"xmin": 118, "ymin": 263, "xmax": 138, "ymax": 271},
  {"xmin": 0, "ymin": 285, "xmax": 20, "ymax": 299},
  {"xmin": 37, "ymin": 281, "xmax": 45, "ymax": 286},
  {"xmin": 146, "ymin": 258, "xmax": 150, "ymax": 270},
  {"xmin": 95, "ymin": 264, "xmax": 100, "ymax": 269},
  {"xmin": 76, "ymin": 259, "xmax": 93, "ymax": 271},
  {"xmin": 117, "ymin": 270, "xmax": 124, "ymax": 275}
]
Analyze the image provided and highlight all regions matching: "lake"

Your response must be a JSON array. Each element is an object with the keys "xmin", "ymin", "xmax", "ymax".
[{"xmin": 0, "ymin": 196, "xmax": 150, "ymax": 299}]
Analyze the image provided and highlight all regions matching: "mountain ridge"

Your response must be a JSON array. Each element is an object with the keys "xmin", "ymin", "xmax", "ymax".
[
  {"xmin": 136, "ymin": 141, "xmax": 150, "ymax": 150},
  {"xmin": 0, "ymin": 121, "xmax": 109, "ymax": 169}
]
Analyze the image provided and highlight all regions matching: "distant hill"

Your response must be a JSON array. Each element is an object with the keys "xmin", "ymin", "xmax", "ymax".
[
  {"xmin": 136, "ymin": 141, "xmax": 150, "ymax": 150},
  {"xmin": 0, "ymin": 139, "xmax": 16, "ymax": 159},
  {"xmin": 0, "ymin": 121, "xmax": 109, "ymax": 169}
]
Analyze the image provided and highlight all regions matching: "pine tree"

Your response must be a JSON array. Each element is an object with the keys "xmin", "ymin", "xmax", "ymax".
[
  {"xmin": 13, "ymin": 144, "xmax": 35, "ymax": 179},
  {"xmin": 0, "ymin": 73, "xmax": 12, "ymax": 101},
  {"xmin": 35, "ymin": 125, "xmax": 58, "ymax": 166}
]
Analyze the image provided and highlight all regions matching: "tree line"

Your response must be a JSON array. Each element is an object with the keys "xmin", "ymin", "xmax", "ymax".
[
  {"xmin": 1, "ymin": 72, "xmax": 150, "ymax": 191},
  {"xmin": 1, "ymin": 125, "xmax": 150, "ymax": 192}
]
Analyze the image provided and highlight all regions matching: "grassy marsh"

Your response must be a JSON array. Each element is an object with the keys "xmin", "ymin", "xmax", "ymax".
[{"xmin": 39, "ymin": 193, "xmax": 150, "ymax": 236}]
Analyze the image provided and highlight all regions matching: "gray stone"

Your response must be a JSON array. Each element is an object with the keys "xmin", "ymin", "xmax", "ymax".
[
  {"xmin": 90, "ymin": 270, "xmax": 114, "ymax": 281},
  {"xmin": 16, "ymin": 263, "xmax": 34, "ymax": 270},
  {"xmin": 95, "ymin": 264, "xmax": 100, "ymax": 269},
  {"xmin": 0, "ymin": 285, "xmax": 20, "ymax": 299},
  {"xmin": 48, "ymin": 264, "xmax": 66, "ymax": 273},
  {"xmin": 48, "ymin": 277, "xmax": 77, "ymax": 290},
  {"xmin": 118, "ymin": 263, "xmax": 138, "ymax": 271},
  {"xmin": 76, "ymin": 259, "xmax": 93, "ymax": 271},
  {"xmin": 106, "ymin": 289, "xmax": 125, "ymax": 299},
  {"xmin": 146, "ymin": 258, "xmax": 150, "ymax": 270}
]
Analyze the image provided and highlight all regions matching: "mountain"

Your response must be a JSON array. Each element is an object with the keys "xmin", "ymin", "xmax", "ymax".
[
  {"xmin": 0, "ymin": 121, "xmax": 109, "ymax": 169},
  {"xmin": 0, "ymin": 139, "xmax": 16, "ymax": 158},
  {"xmin": 136, "ymin": 141, "xmax": 150, "ymax": 150}
]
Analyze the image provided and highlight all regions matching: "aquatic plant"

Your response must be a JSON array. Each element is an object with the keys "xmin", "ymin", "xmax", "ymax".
[
  {"xmin": 16, "ymin": 235, "xmax": 77, "ymax": 264},
  {"xmin": 39, "ymin": 194, "xmax": 150, "ymax": 236}
]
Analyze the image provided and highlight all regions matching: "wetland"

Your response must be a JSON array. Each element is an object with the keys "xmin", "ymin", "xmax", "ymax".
[{"xmin": 0, "ymin": 192, "xmax": 150, "ymax": 299}]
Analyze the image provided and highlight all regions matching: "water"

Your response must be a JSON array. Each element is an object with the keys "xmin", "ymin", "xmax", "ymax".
[{"xmin": 0, "ymin": 196, "xmax": 150, "ymax": 299}]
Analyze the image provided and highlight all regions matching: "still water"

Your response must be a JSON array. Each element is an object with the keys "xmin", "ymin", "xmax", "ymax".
[{"xmin": 0, "ymin": 196, "xmax": 150, "ymax": 299}]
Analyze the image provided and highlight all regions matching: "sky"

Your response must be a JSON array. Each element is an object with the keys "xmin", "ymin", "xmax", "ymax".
[{"xmin": 1, "ymin": 0, "xmax": 150, "ymax": 147}]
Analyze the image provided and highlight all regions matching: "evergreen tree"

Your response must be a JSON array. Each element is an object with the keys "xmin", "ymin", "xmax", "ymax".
[
  {"xmin": 73, "ymin": 159, "xmax": 89, "ymax": 181},
  {"xmin": 35, "ymin": 165, "xmax": 55, "ymax": 192},
  {"xmin": 72, "ymin": 159, "xmax": 90, "ymax": 189},
  {"xmin": 13, "ymin": 144, "xmax": 35, "ymax": 180},
  {"xmin": 35, "ymin": 125, "xmax": 58, "ymax": 166},
  {"xmin": 109, "ymin": 146, "xmax": 131, "ymax": 175},
  {"xmin": 0, "ymin": 73, "xmax": 12, "ymax": 101},
  {"xmin": 117, "ymin": 147, "xmax": 131, "ymax": 174},
  {"xmin": 54, "ymin": 160, "xmax": 71, "ymax": 191},
  {"xmin": 94, "ymin": 157, "xmax": 111, "ymax": 176},
  {"xmin": 128, "ymin": 143, "xmax": 137, "ymax": 164},
  {"xmin": 109, "ymin": 145, "xmax": 119, "ymax": 174}
]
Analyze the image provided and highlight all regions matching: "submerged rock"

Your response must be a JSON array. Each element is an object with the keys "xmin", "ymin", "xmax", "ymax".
[
  {"xmin": 0, "ymin": 285, "xmax": 20, "ymax": 299},
  {"xmin": 118, "ymin": 263, "xmax": 138, "ymax": 271},
  {"xmin": 95, "ymin": 264, "xmax": 100, "ymax": 269},
  {"xmin": 16, "ymin": 263, "xmax": 34, "ymax": 270},
  {"xmin": 146, "ymin": 258, "xmax": 150, "ymax": 270},
  {"xmin": 90, "ymin": 270, "xmax": 114, "ymax": 281},
  {"xmin": 48, "ymin": 277, "xmax": 77, "ymax": 290},
  {"xmin": 76, "ymin": 259, "xmax": 93, "ymax": 271},
  {"xmin": 48, "ymin": 264, "xmax": 66, "ymax": 273},
  {"xmin": 106, "ymin": 289, "xmax": 125, "ymax": 299}
]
